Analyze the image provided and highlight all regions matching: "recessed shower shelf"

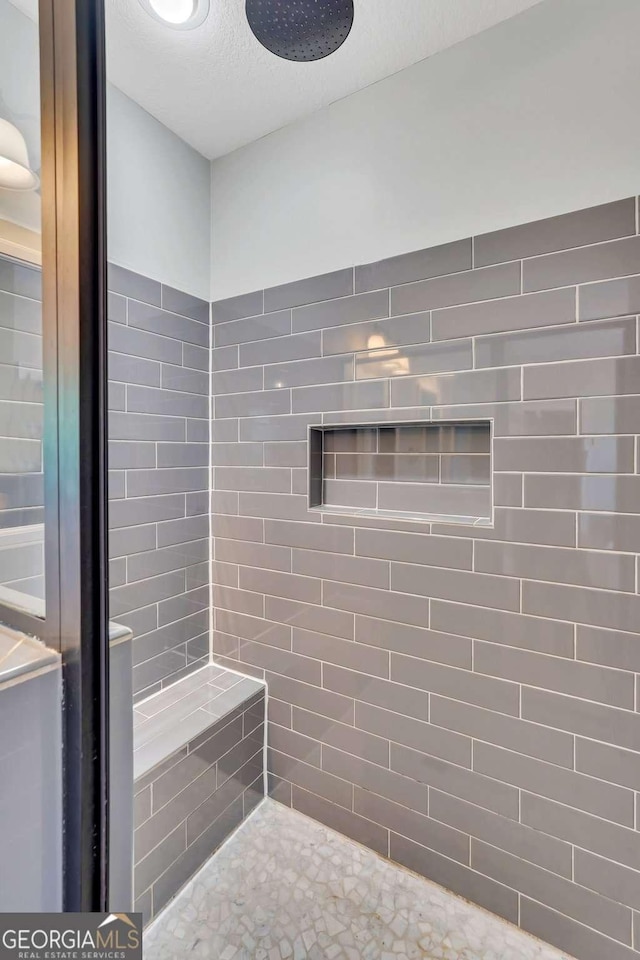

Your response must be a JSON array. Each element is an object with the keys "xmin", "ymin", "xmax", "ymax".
[
  {"xmin": 309, "ymin": 421, "xmax": 493, "ymax": 526},
  {"xmin": 313, "ymin": 503, "xmax": 493, "ymax": 527}
]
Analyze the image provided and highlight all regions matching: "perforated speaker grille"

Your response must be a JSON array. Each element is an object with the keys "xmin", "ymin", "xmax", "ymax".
[{"xmin": 246, "ymin": 0, "xmax": 354, "ymax": 62}]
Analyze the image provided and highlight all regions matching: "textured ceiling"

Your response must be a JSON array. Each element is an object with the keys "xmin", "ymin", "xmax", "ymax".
[
  {"xmin": 105, "ymin": 0, "xmax": 543, "ymax": 160},
  {"xmin": 5, "ymin": 0, "xmax": 36, "ymax": 20}
]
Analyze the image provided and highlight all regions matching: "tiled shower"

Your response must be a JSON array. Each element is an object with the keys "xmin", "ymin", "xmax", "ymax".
[
  {"xmin": 205, "ymin": 196, "xmax": 640, "ymax": 960},
  {"xmin": 2, "ymin": 191, "xmax": 640, "ymax": 960},
  {"xmin": 1, "ymin": 0, "xmax": 640, "ymax": 955}
]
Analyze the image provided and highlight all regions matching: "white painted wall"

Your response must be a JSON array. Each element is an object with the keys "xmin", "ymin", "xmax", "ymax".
[
  {"xmin": 1, "ymin": 0, "xmax": 212, "ymax": 298},
  {"xmin": 107, "ymin": 86, "xmax": 211, "ymax": 300},
  {"xmin": 210, "ymin": 0, "xmax": 640, "ymax": 301}
]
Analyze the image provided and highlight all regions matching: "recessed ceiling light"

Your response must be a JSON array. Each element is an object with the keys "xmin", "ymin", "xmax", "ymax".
[{"xmin": 138, "ymin": 0, "xmax": 209, "ymax": 29}]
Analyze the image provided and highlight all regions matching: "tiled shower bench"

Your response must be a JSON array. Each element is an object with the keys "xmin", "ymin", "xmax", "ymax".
[{"xmin": 132, "ymin": 665, "xmax": 265, "ymax": 924}]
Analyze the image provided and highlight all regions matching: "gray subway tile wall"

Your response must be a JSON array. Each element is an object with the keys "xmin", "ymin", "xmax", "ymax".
[
  {"xmin": 107, "ymin": 267, "xmax": 210, "ymax": 699},
  {"xmin": 210, "ymin": 196, "xmax": 640, "ymax": 960},
  {"xmin": 0, "ymin": 257, "xmax": 44, "ymax": 533}
]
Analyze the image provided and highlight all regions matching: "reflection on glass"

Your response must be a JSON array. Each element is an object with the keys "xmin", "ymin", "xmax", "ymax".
[
  {"xmin": 0, "ymin": 0, "xmax": 44, "ymax": 615},
  {"xmin": 359, "ymin": 333, "xmax": 410, "ymax": 377}
]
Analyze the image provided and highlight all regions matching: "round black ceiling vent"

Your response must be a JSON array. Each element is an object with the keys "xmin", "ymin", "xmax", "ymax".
[{"xmin": 246, "ymin": 0, "xmax": 354, "ymax": 62}]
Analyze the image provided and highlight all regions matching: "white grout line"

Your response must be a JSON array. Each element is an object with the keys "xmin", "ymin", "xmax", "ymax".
[
  {"xmin": 262, "ymin": 682, "xmax": 269, "ymax": 798},
  {"xmin": 208, "ymin": 297, "xmax": 215, "ymax": 669}
]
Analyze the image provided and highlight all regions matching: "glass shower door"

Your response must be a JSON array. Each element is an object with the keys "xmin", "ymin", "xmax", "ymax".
[
  {"xmin": 0, "ymin": 0, "xmax": 45, "ymax": 613},
  {"xmin": 0, "ymin": 0, "xmax": 111, "ymax": 913}
]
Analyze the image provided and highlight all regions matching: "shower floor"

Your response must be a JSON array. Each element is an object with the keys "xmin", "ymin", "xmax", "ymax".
[{"xmin": 143, "ymin": 799, "xmax": 571, "ymax": 960}]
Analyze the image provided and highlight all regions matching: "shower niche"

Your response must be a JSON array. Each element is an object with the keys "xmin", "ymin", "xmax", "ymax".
[{"xmin": 309, "ymin": 420, "xmax": 492, "ymax": 526}]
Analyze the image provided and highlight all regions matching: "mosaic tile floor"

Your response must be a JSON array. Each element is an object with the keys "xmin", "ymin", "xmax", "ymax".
[{"xmin": 144, "ymin": 799, "xmax": 571, "ymax": 960}]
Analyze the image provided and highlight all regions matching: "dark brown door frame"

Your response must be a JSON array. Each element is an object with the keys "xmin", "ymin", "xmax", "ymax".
[{"xmin": 0, "ymin": 0, "xmax": 110, "ymax": 911}]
